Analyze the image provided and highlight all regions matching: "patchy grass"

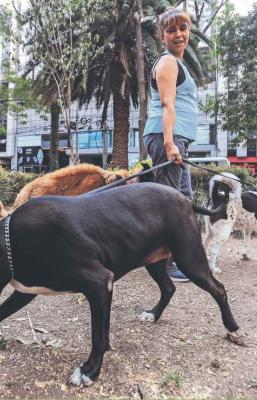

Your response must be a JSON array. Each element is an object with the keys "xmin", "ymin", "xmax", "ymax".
[
  {"xmin": 161, "ymin": 370, "xmax": 183, "ymax": 388},
  {"xmin": 0, "ymin": 337, "xmax": 7, "ymax": 351}
]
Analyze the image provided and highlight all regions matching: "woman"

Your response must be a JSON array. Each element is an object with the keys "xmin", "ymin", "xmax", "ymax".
[{"xmin": 143, "ymin": 7, "xmax": 198, "ymax": 281}]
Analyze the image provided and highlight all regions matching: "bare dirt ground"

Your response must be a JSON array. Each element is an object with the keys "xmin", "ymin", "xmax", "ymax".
[{"xmin": 0, "ymin": 236, "xmax": 257, "ymax": 400}]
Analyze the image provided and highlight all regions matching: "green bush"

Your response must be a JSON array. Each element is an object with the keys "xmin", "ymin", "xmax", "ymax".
[
  {"xmin": 0, "ymin": 167, "xmax": 36, "ymax": 206},
  {"xmin": 0, "ymin": 163, "xmax": 256, "ymax": 208},
  {"xmin": 191, "ymin": 164, "xmax": 255, "ymax": 200},
  {"xmin": 190, "ymin": 164, "xmax": 256, "ymax": 228}
]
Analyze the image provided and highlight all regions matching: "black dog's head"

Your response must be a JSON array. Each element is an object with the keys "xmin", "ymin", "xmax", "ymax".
[{"xmin": 136, "ymin": 162, "xmax": 155, "ymax": 183}]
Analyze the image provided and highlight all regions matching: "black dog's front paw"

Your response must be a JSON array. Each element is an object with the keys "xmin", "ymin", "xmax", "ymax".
[
  {"xmin": 68, "ymin": 367, "xmax": 93, "ymax": 387},
  {"xmin": 138, "ymin": 311, "xmax": 155, "ymax": 322}
]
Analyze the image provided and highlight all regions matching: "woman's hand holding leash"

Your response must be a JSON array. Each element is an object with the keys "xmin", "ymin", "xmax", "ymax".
[{"xmin": 164, "ymin": 141, "xmax": 182, "ymax": 165}]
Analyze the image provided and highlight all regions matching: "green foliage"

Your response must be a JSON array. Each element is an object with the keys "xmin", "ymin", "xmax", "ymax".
[
  {"xmin": 0, "ymin": 336, "xmax": 7, "ymax": 351},
  {"xmin": 0, "ymin": 127, "xmax": 6, "ymax": 137},
  {"xmin": 84, "ymin": 0, "xmax": 215, "ymax": 111},
  {"xmin": 134, "ymin": 160, "xmax": 255, "ymax": 219},
  {"xmin": 21, "ymin": 0, "xmax": 100, "ymax": 103},
  {"xmin": 19, "ymin": 0, "xmax": 102, "ymax": 163},
  {"xmin": 191, "ymin": 164, "xmax": 255, "ymax": 227},
  {"xmin": 198, "ymin": 92, "xmax": 221, "ymax": 120},
  {"xmin": 1, "ymin": 162, "xmax": 255, "ymax": 208},
  {"xmin": 191, "ymin": 164, "xmax": 254, "ymax": 200},
  {"xmin": 0, "ymin": 67, "xmax": 44, "ymax": 123},
  {"xmin": 216, "ymin": 2, "xmax": 257, "ymax": 142},
  {"xmin": 0, "ymin": 168, "xmax": 36, "ymax": 206},
  {"xmin": 0, "ymin": 4, "xmax": 12, "ymax": 38},
  {"xmin": 0, "ymin": 6, "xmax": 44, "ymax": 128},
  {"xmin": 161, "ymin": 370, "xmax": 183, "ymax": 388}
]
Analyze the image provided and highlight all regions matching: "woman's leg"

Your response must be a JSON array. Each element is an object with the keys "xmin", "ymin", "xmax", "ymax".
[
  {"xmin": 144, "ymin": 133, "xmax": 182, "ymax": 188},
  {"xmin": 144, "ymin": 133, "xmax": 189, "ymax": 282},
  {"xmin": 173, "ymin": 136, "xmax": 192, "ymax": 200}
]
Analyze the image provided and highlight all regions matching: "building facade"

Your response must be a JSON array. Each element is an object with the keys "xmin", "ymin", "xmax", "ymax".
[{"xmin": 1, "ymin": 1, "xmax": 257, "ymax": 174}]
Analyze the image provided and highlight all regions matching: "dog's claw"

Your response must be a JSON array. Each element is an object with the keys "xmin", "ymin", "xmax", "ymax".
[
  {"xmin": 138, "ymin": 311, "xmax": 155, "ymax": 322},
  {"xmin": 226, "ymin": 332, "xmax": 247, "ymax": 347},
  {"xmin": 68, "ymin": 367, "xmax": 93, "ymax": 387}
]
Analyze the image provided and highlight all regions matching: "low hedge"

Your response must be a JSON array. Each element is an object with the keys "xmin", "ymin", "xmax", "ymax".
[
  {"xmin": 0, "ymin": 163, "xmax": 256, "ymax": 207},
  {"xmin": 0, "ymin": 168, "xmax": 36, "ymax": 206},
  {"xmin": 190, "ymin": 164, "xmax": 256, "ymax": 228}
]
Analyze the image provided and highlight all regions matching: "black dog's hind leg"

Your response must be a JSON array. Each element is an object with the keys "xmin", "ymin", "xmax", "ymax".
[
  {"xmin": 68, "ymin": 262, "xmax": 114, "ymax": 387},
  {"xmin": 139, "ymin": 260, "xmax": 176, "ymax": 322},
  {"xmin": 0, "ymin": 291, "xmax": 36, "ymax": 322},
  {"xmin": 174, "ymin": 241, "xmax": 239, "ymax": 333},
  {"xmin": 196, "ymin": 272, "xmax": 239, "ymax": 332},
  {"xmin": 104, "ymin": 289, "xmax": 113, "ymax": 351}
]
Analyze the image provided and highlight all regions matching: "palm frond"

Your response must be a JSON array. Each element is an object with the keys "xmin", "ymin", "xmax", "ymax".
[
  {"xmin": 190, "ymin": 27, "xmax": 213, "ymax": 48},
  {"xmin": 183, "ymin": 47, "xmax": 206, "ymax": 84}
]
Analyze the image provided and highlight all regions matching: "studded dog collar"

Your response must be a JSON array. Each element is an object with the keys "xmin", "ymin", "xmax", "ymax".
[{"xmin": 4, "ymin": 215, "xmax": 14, "ymax": 280}]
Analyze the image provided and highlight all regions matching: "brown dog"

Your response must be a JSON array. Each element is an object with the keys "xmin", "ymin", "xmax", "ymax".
[{"xmin": 0, "ymin": 163, "xmax": 152, "ymax": 218}]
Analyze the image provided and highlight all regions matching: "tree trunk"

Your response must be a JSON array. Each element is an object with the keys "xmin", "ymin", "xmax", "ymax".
[
  {"xmin": 134, "ymin": 1, "xmax": 148, "ymax": 160},
  {"xmin": 111, "ymin": 75, "xmax": 130, "ymax": 169},
  {"xmin": 49, "ymin": 101, "xmax": 60, "ymax": 171},
  {"xmin": 101, "ymin": 93, "xmax": 111, "ymax": 169}
]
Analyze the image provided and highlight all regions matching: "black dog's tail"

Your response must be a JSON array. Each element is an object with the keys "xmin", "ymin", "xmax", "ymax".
[
  {"xmin": 193, "ymin": 203, "xmax": 226, "ymax": 216},
  {"xmin": 192, "ymin": 182, "xmax": 229, "ymax": 216}
]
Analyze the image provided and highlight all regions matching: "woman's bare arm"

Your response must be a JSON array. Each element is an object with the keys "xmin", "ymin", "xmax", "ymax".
[{"xmin": 155, "ymin": 55, "xmax": 182, "ymax": 164}]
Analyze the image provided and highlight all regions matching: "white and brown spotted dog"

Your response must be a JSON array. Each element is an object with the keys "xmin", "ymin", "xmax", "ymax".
[
  {"xmin": 0, "ymin": 162, "xmax": 154, "ymax": 218},
  {"xmin": 204, "ymin": 172, "xmax": 257, "ymax": 273}
]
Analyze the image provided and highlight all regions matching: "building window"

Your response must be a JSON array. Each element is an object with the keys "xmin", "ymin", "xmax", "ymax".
[
  {"xmin": 247, "ymin": 139, "xmax": 257, "ymax": 157},
  {"xmin": 129, "ymin": 129, "xmax": 139, "ymax": 148},
  {"xmin": 0, "ymin": 115, "xmax": 7, "ymax": 152},
  {"xmin": 227, "ymin": 132, "xmax": 237, "ymax": 156},
  {"xmin": 197, "ymin": 124, "xmax": 210, "ymax": 145},
  {"xmin": 75, "ymin": 130, "xmax": 112, "ymax": 149}
]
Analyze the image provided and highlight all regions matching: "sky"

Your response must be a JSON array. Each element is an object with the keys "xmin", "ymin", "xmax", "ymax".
[{"xmin": 231, "ymin": 0, "xmax": 255, "ymax": 15}]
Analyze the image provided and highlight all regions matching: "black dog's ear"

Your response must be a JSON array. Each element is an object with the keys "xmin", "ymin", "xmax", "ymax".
[
  {"xmin": 138, "ymin": 161, "xmax": 155, "ymax": 183},
  {"xmin": 212, "ymin": 181, "xmax": 229, "ymax": 204},
  {"xmin": 140, "ymin": 161, "xmax": 150, "ymax": 171}
]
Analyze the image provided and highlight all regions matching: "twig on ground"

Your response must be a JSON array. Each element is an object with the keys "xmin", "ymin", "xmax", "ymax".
[{"xmin": 26, "ymin": 308, "xmax": 39, "ymax": 343}]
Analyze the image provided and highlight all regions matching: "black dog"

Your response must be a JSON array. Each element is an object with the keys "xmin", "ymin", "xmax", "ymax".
[{"xmin": 0, "ymin": 183, "xmax": 238, "ymax": 386}]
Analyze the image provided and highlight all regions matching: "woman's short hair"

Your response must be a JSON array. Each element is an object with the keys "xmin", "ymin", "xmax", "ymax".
[{"xmin": 159, "ymin": 7, "xmax": 192, "ymax": 35}]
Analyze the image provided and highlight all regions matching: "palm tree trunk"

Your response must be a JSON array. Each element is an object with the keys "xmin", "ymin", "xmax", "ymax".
[
  {"xmin": 112, "ymin": 76, "xmax": 130, "ymax": 169},
  {"xmin": 49, "ymin": 101, "xmax": 60, "ymax": 171},
  {"xmin": 134, "ymin": 0, "xmax": 148, "ymax": 159},
  {"xmin": 101, "ymin": 93, "xmax": 111, "ymax": 169}
]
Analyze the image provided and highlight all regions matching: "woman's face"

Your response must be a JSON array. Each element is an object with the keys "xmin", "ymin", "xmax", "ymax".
[{"xmin": 162, "ymin": 21, "xmax": 190, "ymax": 58}]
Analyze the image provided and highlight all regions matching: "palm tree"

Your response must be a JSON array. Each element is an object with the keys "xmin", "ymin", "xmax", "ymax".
[
  {"xmin": 79, "ymin": 0, "xmax": 212, "ymax": 169},
  {"xmin": 21, "ymin": 0, "xmax": 217, "ymax": 171},
  {"xmin": 77, "ymin": 0, "xmax": 158, "ymax": 168}
]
